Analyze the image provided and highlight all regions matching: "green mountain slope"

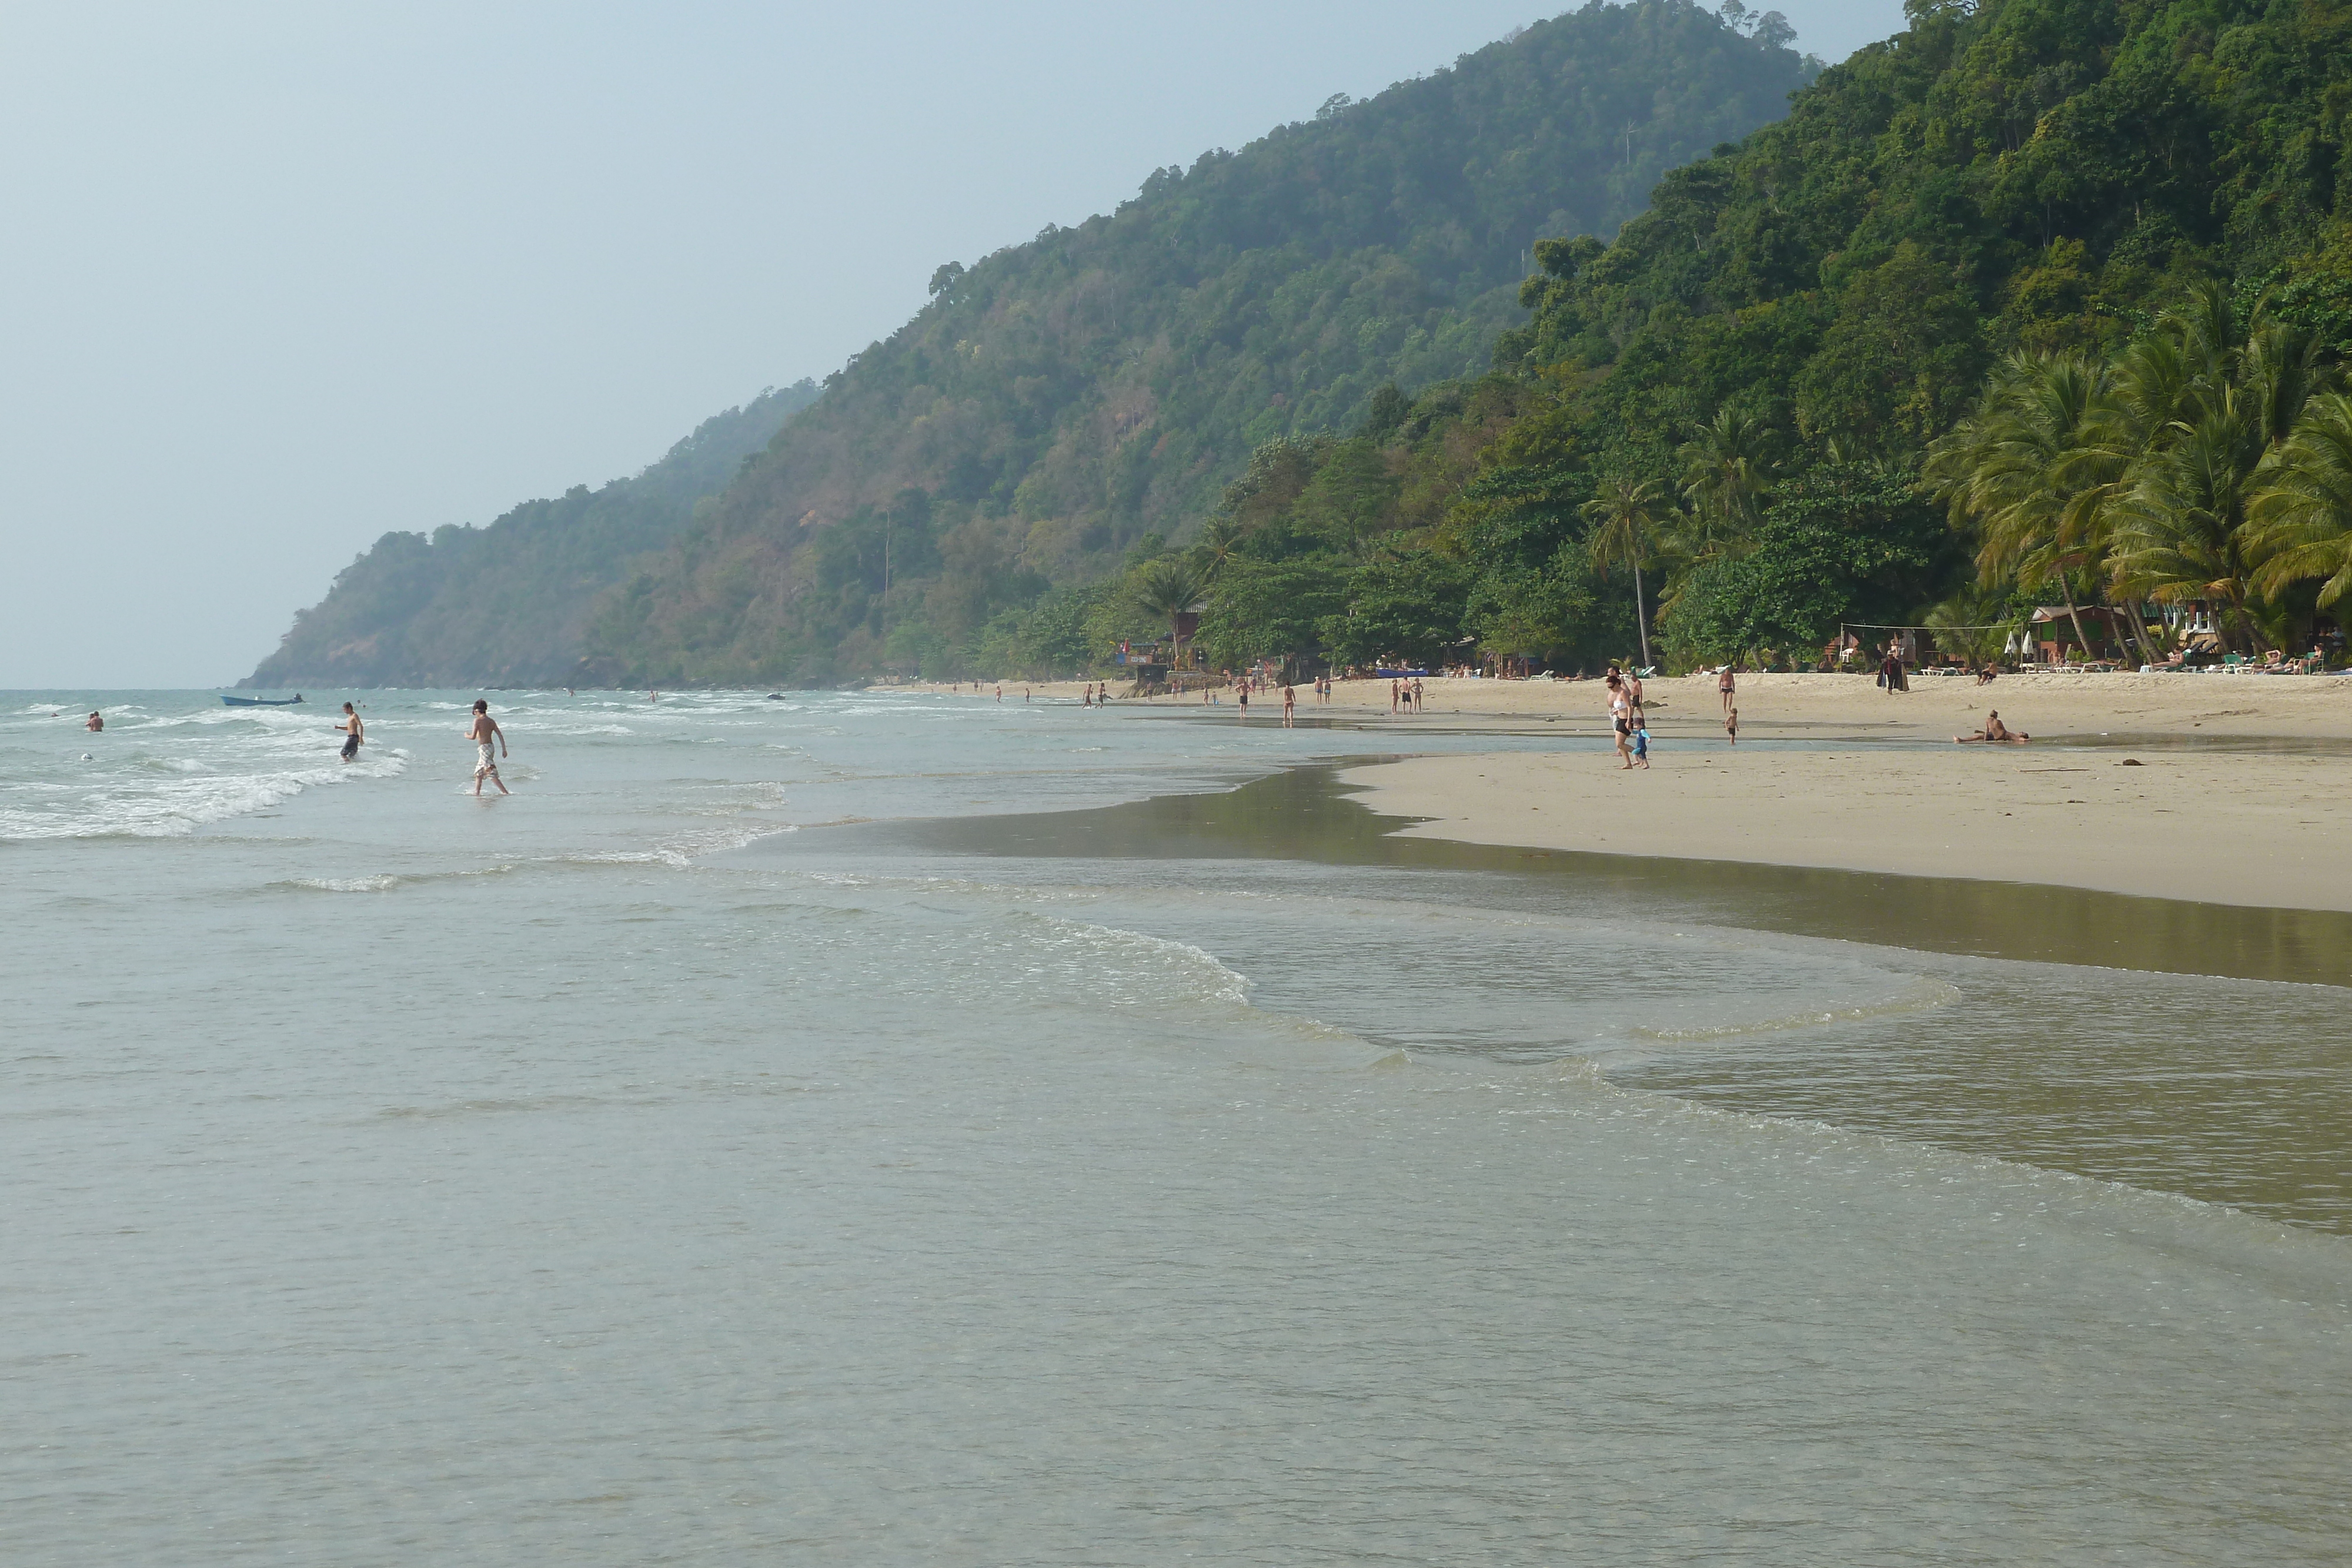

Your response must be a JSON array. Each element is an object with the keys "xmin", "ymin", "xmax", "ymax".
[
  {"xmin": 1470, "ymin": 0, "xmax": 2352, "ymax": 668},
  {"xmin": 245, "ymin": 382, "xmax": 819, "ymax": 688},
  {"xmin": 586, "ymin": 0, "xmax": 1815, "ymax": 685},
  {"xmin": 1058, "ymin": 0, "xmax": 2352, "ymax": 683}
]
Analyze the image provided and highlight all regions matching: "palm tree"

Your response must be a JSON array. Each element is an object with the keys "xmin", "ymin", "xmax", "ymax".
[
  {"xmin": 1927, "ymin": 349, "xmax": 2119, "ymax": 657},
  {"xmin": 1676, "ymin": 408, "xmax": 1771, "ymax": 549},
  {"xmin": 2246, "ymin": 392, "xmax": 2352, "ymax": 611},
  {"xmin": 1921, "ymin": 584, "xmax": 2020, "ymax": 671},
  {"xmin": 2109, "ymin": 403, "xmax": 2269, "ymax": 644},
  {"xmin": 2106, "ymin": 301, "xmax": 2326, "ymax": 650},
  {"xmin": 1929, "ymin": 282, "xmax": 2334, "ymax": 663},
  {"xmin": 1582, "ymin": 476, "xmax": 1667, "ymax": 668},
  {"xmin": 1192, "ymin": 517, "xmax": 1250, "ymax": 581},
  {"xmin": 1128, "ymin": 557, "xmax": 1210, "ymax": 668}
]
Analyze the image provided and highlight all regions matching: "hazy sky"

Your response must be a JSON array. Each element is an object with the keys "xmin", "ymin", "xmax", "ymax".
[{"xmin": 0, "ymin": 0, "xmax": 1903, "ymax": 688}]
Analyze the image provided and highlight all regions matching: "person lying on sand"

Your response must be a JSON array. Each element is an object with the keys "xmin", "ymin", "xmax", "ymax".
[{"xmin": 1954, "ymin": 710, "xmax": 2029, "ymax": 744}]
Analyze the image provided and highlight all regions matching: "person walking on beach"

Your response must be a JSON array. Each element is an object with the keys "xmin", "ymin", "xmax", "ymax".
[
  {"xmin": 1724, "ymin": 707, "xmax": 1738, "ymax": 744},
  {"xmin": 467, "ymin": 700, "xmax": 510, "ymax": 796},
  {"xmin": 335, "ymin": 702, "xmax": 364, "ymax": 763},
  {"xmin": 1237, "ymin": 684, "xmax": 1250, "ymax": 720},
  {"xmin": 1606, "ymin": 674, "xmax": 1634, "ymax": 768},
  {"xmin": 1282, "ymin": 683, "xmax": 1296, "ymax": 728},
  {"xmin": 1631, "ymin": 713, "xmax": 1651, "ymax": 768},
  {"xmin": 1622, "ymin": 669, "xmax": 1642, "ymax": 718},
  {"xmin": 1718, "ymin": 664, "xmax": 1736, "ymax": 717}
]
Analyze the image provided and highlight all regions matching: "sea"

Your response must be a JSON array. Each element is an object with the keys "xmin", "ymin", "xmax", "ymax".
[{"xmin": 4, "ymin": 688, "xmax": 2347, "ymax": 1566}]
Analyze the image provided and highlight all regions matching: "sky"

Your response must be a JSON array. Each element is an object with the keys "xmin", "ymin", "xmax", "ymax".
[{"xmin": 0, "ymin": 0, "xmax": 1904, "ymax": 688}]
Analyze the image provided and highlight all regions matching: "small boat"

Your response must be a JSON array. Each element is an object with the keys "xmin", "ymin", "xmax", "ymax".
[{"xmin": 220, "ymin": 693, "xmax": 305, "ymax": 707}]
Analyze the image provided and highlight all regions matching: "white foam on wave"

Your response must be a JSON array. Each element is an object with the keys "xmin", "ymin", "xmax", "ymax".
[
  {"xmin": 1000, "ymin": 912, "xmax": 1400, "ymax": 1069},
  {"xmin": 0, "ymin": 747, "xmax": 410, "ymax": 841},
  {"xmin": 557, "ymin": 821, "xmax": 801, "ymax": 870}
]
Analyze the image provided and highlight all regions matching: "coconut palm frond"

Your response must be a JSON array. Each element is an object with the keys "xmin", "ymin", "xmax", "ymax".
[{"xmin": 2247, "ymin": 392, "xmax": 2352, "ymax": 606}]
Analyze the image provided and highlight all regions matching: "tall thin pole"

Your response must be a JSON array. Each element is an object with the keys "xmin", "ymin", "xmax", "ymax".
[{"xmin": 1633, "ymin": 561, "xmax": 1650, "ymax": 669}]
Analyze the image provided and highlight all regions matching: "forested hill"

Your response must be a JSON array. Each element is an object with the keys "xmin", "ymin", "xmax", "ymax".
[
  {"xmin": 244, "ymin": 382, "xmax": 819, "ymax": 688},
  {"xmin": 1043, "ymin": 0, "xmax": 2352, "ymax": 687},
  {"xmin": 586, "ymin": 0, "xmax": 1815, "ymax": 685}
]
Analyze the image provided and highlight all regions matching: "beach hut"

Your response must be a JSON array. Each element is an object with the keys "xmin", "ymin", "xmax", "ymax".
[{"xmin": 2030, "ymin": 606, "xmax": 2130, "ymax": 665}]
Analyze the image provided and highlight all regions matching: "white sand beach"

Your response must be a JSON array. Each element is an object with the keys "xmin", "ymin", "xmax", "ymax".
[{"xmin": 1320, "ymin": 670, "xmax": 2352, "ymax": 911}]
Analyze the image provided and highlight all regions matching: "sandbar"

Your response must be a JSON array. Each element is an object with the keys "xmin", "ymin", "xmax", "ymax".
[{"xmin": 1326, "ymin": 671, "xmax": 2352, "ymax": 914}]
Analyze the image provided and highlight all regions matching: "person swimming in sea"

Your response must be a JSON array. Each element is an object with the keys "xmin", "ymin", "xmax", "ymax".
[
  {"xmin": 467, "ymin": 700, "xmax": 511, "ymax": 795},
  {"xmin": 85, "ymin": 711, "xmax": 103, "ymax": 732},
  {"xmin": 335, "ymin": 702, "xmax": 363, "ymax": 763}
]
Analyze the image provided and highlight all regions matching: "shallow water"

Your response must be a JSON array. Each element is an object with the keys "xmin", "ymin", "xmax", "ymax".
[{"xmin": 5, "ymin": 690, "xmax": 2348, "ymax": 1564}]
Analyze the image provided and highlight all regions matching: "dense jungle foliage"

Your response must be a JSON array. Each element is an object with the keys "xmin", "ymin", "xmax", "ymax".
[
  {"xmin": 583, "ymin": 0, "xmax": 1816, "ymax": 684},
  {"xmin": 995, "ymin": 0, "xmax": 2352, "ymax": 682},
  {"xmin": 246, "ymin": 384, "xmax": 818, "ymax": 688}
]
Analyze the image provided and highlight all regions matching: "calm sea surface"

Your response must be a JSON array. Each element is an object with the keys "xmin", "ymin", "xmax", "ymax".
[{"xmin": 5, "ymin": 689, "xmax": 2347, "ymax": 1564}]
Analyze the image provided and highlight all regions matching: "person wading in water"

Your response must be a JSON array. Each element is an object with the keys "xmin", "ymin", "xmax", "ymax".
[{"xmin": 467, "ymin": 700, "xmax": 510, "ymax": 796}]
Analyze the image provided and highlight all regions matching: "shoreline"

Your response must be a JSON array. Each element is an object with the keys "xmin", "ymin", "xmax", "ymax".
[
  {"xmin": 794, "ymin": 760, "xmax": 2352, "ymax": 989},
  {"xmin": 900, "ymin": 667, "xmax": 2352, "ymax": 740},
  {"xmin": 1315, "ymin": 672, "xmax": 2352, "ymax": 914}
]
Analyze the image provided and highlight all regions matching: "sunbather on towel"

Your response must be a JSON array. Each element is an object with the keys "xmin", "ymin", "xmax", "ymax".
[{"xmin": 1954, "ymin": 710, "xmax": 2029, "ymax": 744}]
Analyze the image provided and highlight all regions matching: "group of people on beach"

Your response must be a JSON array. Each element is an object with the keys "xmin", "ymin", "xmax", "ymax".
[
  {"xmin": 1604, "ymin": 667, "xmax": 1651, "ymax": 768},
  {"xmin": 1599, "ymin": 664, "xmax": 1748, "ymax": 768},
  {"xmin": 1390, "ymin": 677, "xmax": 1424, "ymax": 714}
]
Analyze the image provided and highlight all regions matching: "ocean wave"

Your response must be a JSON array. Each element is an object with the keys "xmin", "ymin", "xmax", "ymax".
[
  {"xmin": 1622, "ymin": 978, "xmax": 1964, "ymax": 1044},
  {"xmin": 552, "ymin": 822, "xmax": 801, "ymax": 869},
  {"xmin": 0, "ymin": 748, "xmax": 409, "ymax": 841},
  {"xmin": 1013, "ymin": 912, "xmax": 1255, "ymax": 1009}
]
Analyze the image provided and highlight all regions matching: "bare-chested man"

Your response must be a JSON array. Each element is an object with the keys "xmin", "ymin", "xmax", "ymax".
[
  {"xmin": 335, "ymin": 702, "xmax": 363, "ymax": 763},
  {"xmin": 467, "ymin": 700, "xmax": 510, "ymax": 795},
  {"xmin": 1954, "ymin": 710, "xmax": 2029, "ymax": 744}
]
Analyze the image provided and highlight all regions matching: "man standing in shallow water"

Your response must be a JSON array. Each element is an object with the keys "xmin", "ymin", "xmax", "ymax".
[{"xmin": 467, "ymin": 700, "xmax": 510, "ymax": 796}]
